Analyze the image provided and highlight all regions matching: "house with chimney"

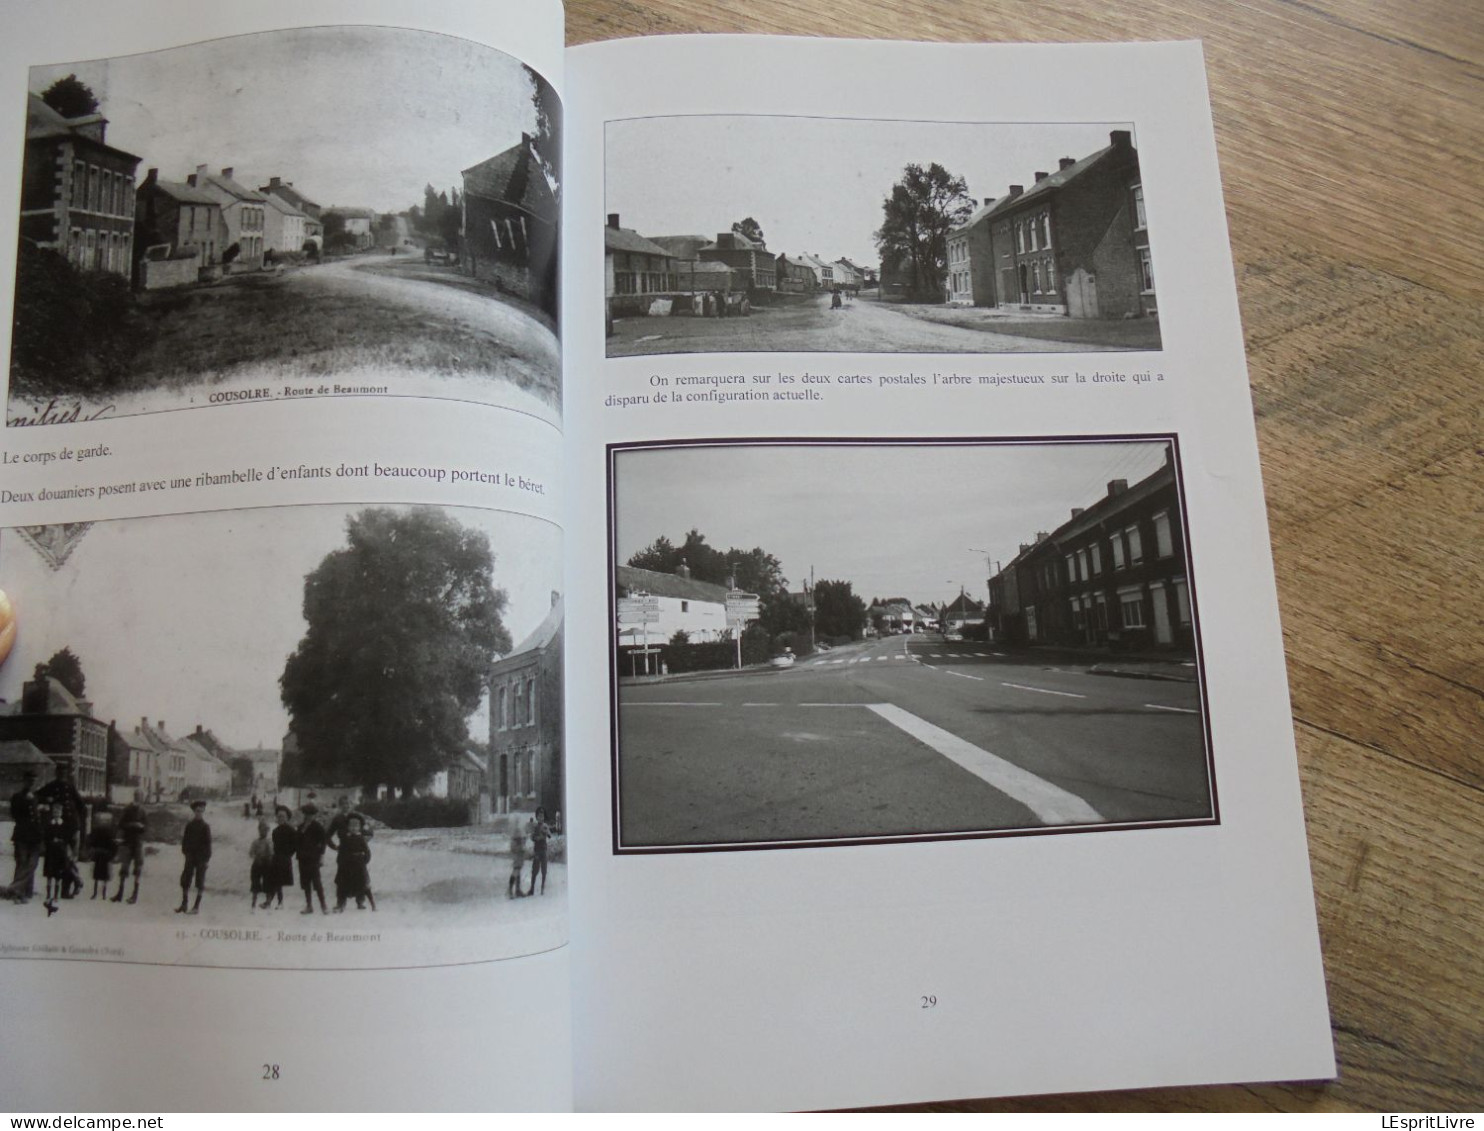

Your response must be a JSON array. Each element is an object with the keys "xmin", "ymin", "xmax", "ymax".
[
  {"xmin": 615, "ymin": 565, "xmax": 730, "ymax": 644},
  {"xmin": 134, "ymin": 168, "xmax": 223, "ymax": 288},
  {"xmin": 262, "ymin": 192, "xmax": 309, "ymax": 256},
  {"xmin": 0, "ymin": 667, "xmax": 110, "ymax": 798},
  {"xmin": 324, "ymin": 206, "xmax": 376, "ymax": 250},
  {"xmin": 774, "ymin": 253, "xmax": 817, "ymax": 293},
  {"xmin": 698, "ymin": 230, "xmax": 776, "ymax": 291},
  {"xmin": 982, "ymin": 129, "xmax": 1153, "ymax": 318},
  {"xmin": 987, "ymin": 446, "xmax": 1191, "ymax": 652},
  {"xmin": 488, "ymin": 594, "xmax": 563, "ymax": 821},
  {"xmin": 792, "ymin": 252, "xmax": 835, "ymax": 292},
  {"xmin": 461, "ymin": 133, "xmax": 560, "ymax": 317},
  {"xmin": 259, "ymin": 176, "xmax": 324, "ymax": 244},
  {"xmin": 187, "ymin": 166, "xmax": 268, "ymax": 269},
  {"xmin": 21, "ymin": 92, "xmax": 141, "ymax": 278},
  {"xmin": 107, "ymin": 721, "xmax": 162, "ymax": 802},
  {"xmin": 605, "ymin": 215, "xmax": 679, "ymax": 316}
]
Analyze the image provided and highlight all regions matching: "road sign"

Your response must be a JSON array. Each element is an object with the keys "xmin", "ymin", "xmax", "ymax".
[
  {"xmin": 725, "ymin": 590, "xmax": 761, "ymax": 626},
  {"xmin": 617, "ymin": 594, "xmax": 661, "ymax": 624}
]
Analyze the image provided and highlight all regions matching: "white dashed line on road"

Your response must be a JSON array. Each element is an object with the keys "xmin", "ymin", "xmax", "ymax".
[
  {"xmin": 626, "ymin": 702, "xmax": 723, "ymax": 707},
  {"xmin": 1145, "ymin": 703, "xmax": 1199, "ymax": 714},
  {"xmin": 943, "ymin": 670, "xmax": 984, "ymax": 681},
  {"xmin": 866, "ymin": 703, "xmax": 1104, "ymax": 825},
  {"xmin": 1000, "ymin": 682, "xmax": 1086, "ymax": 699}
]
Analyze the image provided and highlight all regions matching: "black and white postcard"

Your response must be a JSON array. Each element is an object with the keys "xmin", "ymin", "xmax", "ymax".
[
  {"xmin": 9, "ymin": 25, "xmax": 561, "ymax": 425},
  {"xmin": 0, "ymin": 503, "xmax": 564, "ymax": 969},
  {"xmin": 604, "ymin": 115, "xmax": 1160, "ymax": 358}
]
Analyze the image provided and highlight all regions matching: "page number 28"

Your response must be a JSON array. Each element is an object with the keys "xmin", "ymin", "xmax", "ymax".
[
  {"xmin": 920, "ymin": 995, "xmax": 938, "ymax": 1009},
  {"xmin": 262, "ymin": 1064, "xmax": 280, "ymax": 1081}
]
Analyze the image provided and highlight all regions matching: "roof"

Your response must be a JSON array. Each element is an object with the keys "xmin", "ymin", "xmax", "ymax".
[
  {"xmin": 794, "ymin": 253, "xmax": 833, "ymax": 272},
  {"xmin": 263, "ymin": 193, "xmax": 308, "ymax": 218},
  {"xmin": 197, "ymin": 170, "xmax": 267, "ymax": 203},
  {"xmin": 704, "ymin": 230, "xmax": 765, "ymax": 252},
  {"xmin": 462, "ymin": 136, "xmax": 557, "ymax": 222},
  {"xmin": 25, "ymin": 93, "xmax": 138, "ymax": 161},
  {"xmin": 616, "ymin": 565, "xmax": 729, "ymax": 605},
  {"xmin": 325, "ymin": 206, "xmax": 375, "ymax": 219},
  {"xmin": 982, "ymin": 137, "xmax": 1134, "ymax": 222},
  {"xmin": 675, "ymin": 260, "xmax": 731, "ymax": 275},
  {"xmin": 508, "ymin": 598, "xmax": 564, "ymax": 658},
  {"xmin": 1047, "ymin": 460, "xmax": 1175, "ymax": 548},
  {"xmin": 649, "ymin": 235, "xmax": 710, "ymax": 260},
  {"xmin": 943, "ymin": 593, "xmax": 984, "ymax": 616},
  {"xmin": 150, "ymin": 179, "xmax": 220, "ymax": 206},
  {"xmin": 605, "ymin": 225, "xmax": 674, "ymax": 258},
  {"xmin": 0, "ymin": 740, "xmax": 53, "ymax": 768},
  {"xmin": 260, "ymin": 182, "xmax": 321, "ymax": 213}
]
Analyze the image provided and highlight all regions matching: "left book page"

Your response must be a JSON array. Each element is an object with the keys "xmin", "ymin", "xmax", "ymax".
[{"xmin": 0, "ymin": 0, "xmax": 570, "ymax": 1111}]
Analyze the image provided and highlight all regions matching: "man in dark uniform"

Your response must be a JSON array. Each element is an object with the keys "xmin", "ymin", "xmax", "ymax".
[
  {"xmin": 35, "ymin": 761, "xmax": 86, "ymax": 898},
  {"xmin": 326, "ymin": 795, "xmax": 372, "ymax": 911},
  {"xmin": 176, "ymin": 799, "xmax": 211, "ymax": 915},
  {"xmin": 6, "ymin": 768, "xmax": 43, "ymax": 903},
  {"xmin": 112, "ymin": 789, "xmax": 147, "ymax": 904}
]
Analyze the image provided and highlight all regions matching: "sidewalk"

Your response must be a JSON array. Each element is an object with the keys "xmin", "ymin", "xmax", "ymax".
[{"xmin": 1010, "ymin": 643, "xmax": 1200, "ymax": 683}]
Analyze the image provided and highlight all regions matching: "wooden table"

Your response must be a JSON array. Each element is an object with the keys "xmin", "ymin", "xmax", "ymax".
[{"xmin": 571, "ymin": 0, "xmax": 1484, "ymax": 1112}]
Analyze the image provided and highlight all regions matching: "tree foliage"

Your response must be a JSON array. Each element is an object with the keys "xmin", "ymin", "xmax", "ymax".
[
  {"xmin": 528, "ymin": 65, "xmax": 561, "ymax": 188},
  {"xmin": 626, "ymin": 529, "xmax": 801, "ymax": 637},
  {"xmin": 280, "ymin": 508, "xmax": 511, "ymax": 794},
  {"xmin": 812, "ymin": 580, "xmax": 866, "ymax": 641},
  {"xmin": 40, "ymin": 74, "xmax": 99, "ymax": 119},
  {"xmin": 42, "ymin": 647, "xmax": 86, "ymax": 699},
  {"xmin": 874, "ymin": 163, "xmax": 973, "ymax": 302},
  {"xmin": 731, "ymin": 217, "xmax": 765, "ymax": 246}
]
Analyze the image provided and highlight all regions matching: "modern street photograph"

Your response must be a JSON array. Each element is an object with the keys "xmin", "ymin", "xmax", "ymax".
[
  {"xmin": 609, "ymin": 438, "xmax": 1210, "ymax": 851},
  {"xmin": 10, "ymin": 26, "xmax": 560, "ymax": 425},
  {"xmin": 604, "ymin": 115, "xmax": 1160, "ymax": 357},
  {"xmin": 0, "ymin": 504, "xmax": 564, "ymax": 969}
]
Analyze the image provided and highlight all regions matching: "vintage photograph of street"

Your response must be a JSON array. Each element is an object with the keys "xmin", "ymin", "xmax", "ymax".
[
  {"xmin": 0, "ymin": 504, "xmax": 564, "ymax": 968},
  {"xmin": 604, "ymin": 116, "xmax": 1160, "ymax": 358},
  {"xmin": 609, "ymin": 438, "xmax": 1211, "ymax": 851},
  {"xmin": 9, "ymin": 27, "xmax": 559, "ymax": 425}
]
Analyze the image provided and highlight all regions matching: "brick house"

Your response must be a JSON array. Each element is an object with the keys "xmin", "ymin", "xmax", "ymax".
[
  {"xmin": 699, "ymin": 230, "xmax": 776, "ymax": 291},
  {"xmin": 20, "ymin": 93, "xmax": 140, "ymax": 277},
  {"xmin": 605, "ymin": 215, "xmax": 678, "ymax": 308},
  {"xmin": 774, "ymin": 253, "xmax": 817, "ymax": 293},
  {"xmin": 488, "ymin": 595, "xmax": 563, "ymax": 820},
  {"xmin": 945, "ymin": 199, "xmax": 997, "ymax": 306},
  {"xmin": 983, "ymin": 129, "xmax": 1153, "ymax": 319},
  {"xmin": 260, "ymin": 177, "xmax": 324, "ymax": 244},
  {"xmin": 0, "ymin": 669, "xmax": 110, "ymax": 799},
  {"xmin": 988, "ymin": 446, "xmax": 1193, "ymax": 653},
  {"xmin": 461, "ymin": 134, "xmax": 559, "ymax": 318}
]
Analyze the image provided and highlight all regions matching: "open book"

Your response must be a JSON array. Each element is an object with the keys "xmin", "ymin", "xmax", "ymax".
[{"xmin": 0, "ymin": 0, "xmax": 1335, "ymax": 1112}]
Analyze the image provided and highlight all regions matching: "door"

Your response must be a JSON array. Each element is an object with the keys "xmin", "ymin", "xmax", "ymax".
[{"xmin": 1151, "ymin": 583, "xmax": 1173, "ymax": 645}]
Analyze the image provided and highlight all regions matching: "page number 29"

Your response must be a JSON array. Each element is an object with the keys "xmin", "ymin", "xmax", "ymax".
[
  {"xmin": 920, "ymin": 995, "xmax": 938, "ymax": 1009},
  {"xmin": 262, "ymin": 1064, "xmax": 280, "ymax": 1081}
]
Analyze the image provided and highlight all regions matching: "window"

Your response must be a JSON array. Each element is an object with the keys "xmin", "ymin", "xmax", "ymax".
[
  {"xmin": 1090, "ymin": 543, "xmax": 1102, "ymax": 574},
  {"xmin": 680, "ymin": 600, "xmax": 689, "ymax": 613},
  {"xmin": 1070, "ymin": 596, "xmax": 1084, "ymax": 630},
  {"xmin": 1077, "ymin": 549, "xmax": 1089, "ymax": 580},
  {"xmin": 72, "ymin": 161, "xmax": 86, "ymax": 206},
  {"xmin": 1095, "ymin": 593, "xmax": 1109, "ymax": 631},
  {"xmin": 1043, "ymin": 258, "xmax": 1056, "ymax": 294},
  {"xmin": 1015, "ymin": 223, "xmax": 1025, "ymax": 253},
  {"xmin": 1041, "ymin": 213, "xmax": 1052, "ymax": 247},
  {"xmin": 1032, "ymin": 263, "xmax": 1042, "ymax": 294},
  {"xmin": 1064, "ymin": 553, "xmax": 1076, "ymax": 584},
  {"xmin": 1028, "ymin": 222, "xmax": 1038, "ymax": 252},
  {"xmin": 1139, "ymin": 247, "xmax": 1155, "ymax": 293},
  {"xmin": 1119, "ymin": 587, "xmax": 1145, "ymax": 629},
  {"xmin": 1110, "ymin": 534, "xmax": 1125, "ymax": 570},
  {"xmin": 1132, "ymin": 184, "xmax": 1146, "ymax": 230},
  {"xmin": 1173, "ymin": 577, "xmax": 1192, "ymax": 626},
  {"xmin": 497, "ymin": 686, "xmax": 507, "ymax": 730},
  {"xmin": 1153, "ymin": 511, "xmax": 1174, "ymax": 558},
  {"xmin": 528, "ymin": 680, "xmax": 538, "ymax": 725},
  {"xmin": 1126, "ymin": 525, "xmax": 1144, "ymax": 564}
]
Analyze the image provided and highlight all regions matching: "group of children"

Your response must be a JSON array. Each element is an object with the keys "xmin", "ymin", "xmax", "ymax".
[
  {"xmin": 242, "ymin": 797, "xmax": 376, "ymax": 915},
  {"xmin": 33, "ymin": 792, "xmax": 148, "ymax": 916},
  {"xmin": 506, "ymin": 807, "xmax": 555, "ymax": 900}
]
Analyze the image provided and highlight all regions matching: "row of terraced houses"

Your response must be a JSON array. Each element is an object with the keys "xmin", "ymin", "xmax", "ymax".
[
  {"xmin": 987, "ymin": 446, "xmax": 1193, "ymax": 654},
  {"xmin": 18, "ymin": 91, "xmax": 390, "ymax": 291},
  {"xmin": 927, "ymin": 129, "xmax": 1156, "ymax": 320}
]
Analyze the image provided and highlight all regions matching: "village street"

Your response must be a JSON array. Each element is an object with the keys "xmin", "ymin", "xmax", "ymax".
[
  {"xmin": 617, "ymin": 632, "xmax": 1210, "ymax": 847},
  {"xmin": 0, "ymin": 803, "xmax": 565, "ymax": 937},
  {"xmin": 607, "ymin": 292, "xmax": 1140, "ymax": 357}
]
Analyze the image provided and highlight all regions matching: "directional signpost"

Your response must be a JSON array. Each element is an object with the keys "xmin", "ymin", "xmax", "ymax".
[
  {"xmin": 725, "ymin": 590, "xmax": 762, "ymax": 669},
  {"xmin": 617, "ymin": 593, "xmax": 661, "ymax": 675}
]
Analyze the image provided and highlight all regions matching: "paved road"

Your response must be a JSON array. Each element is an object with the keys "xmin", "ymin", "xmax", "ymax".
[
  {"xmin": 617, "ymin": 633, "xmax": 1211, "ymax": 847},
  {"xmin": 608, "ymin": 294, "xmax": 1124, "ymax": 356}
]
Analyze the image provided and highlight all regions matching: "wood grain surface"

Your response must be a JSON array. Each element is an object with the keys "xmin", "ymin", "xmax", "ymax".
[{"xmin": 569, "ymin": 0, "xmax": 1484, "ymax": 1113}]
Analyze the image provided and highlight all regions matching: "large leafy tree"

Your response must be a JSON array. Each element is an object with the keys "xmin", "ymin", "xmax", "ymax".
[
  {"xmin": 42, "ymin": 647, "xmax": 86, "ymax": 698},
  {"xmin": 280, "ymin": 507, "xmax": 511, "ymax": 794},
  {"xmin": 40, "ymin": 74, "xmax": 99, "ymax": 119},
  {"xmin": 528, "ymin": 65, "xmax": 561, "ymax": 188},
  {"xmin": 875, "ymin": 163, "xmax": 973, "ymax": 301},
  {"xmin": 813, "ymin": 580, "xmax": 866, "ymax": 641}
]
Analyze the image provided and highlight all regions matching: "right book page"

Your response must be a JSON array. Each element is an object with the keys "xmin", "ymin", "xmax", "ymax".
[{"xmin": 562, "ymin": 35, "xmax": 1335, "ymax": 1112}]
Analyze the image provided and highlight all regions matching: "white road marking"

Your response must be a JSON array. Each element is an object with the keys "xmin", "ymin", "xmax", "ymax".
[
  {"xmin": 866, "ymin": 703, "xmax": 1104, "ymax": 825},
  {"xmin": 930, "ymin": 653, "xmax": 943, "ymax": 658},
  {"xmin": 943, "ymin": 670, "xmax": 984, "ymax": 681},
  {"xmin": 992, "ymin": 652, "xmax": 1006, "ymax": 657},
  {"xmin": 972, "ymin": 652, "xmax": 988, "ymax": 657},
  {"xmin": 1145, "ymin": 703, "xmax": 1199, "ymax": 714},
  {"xmin": 626, "ymin": 702, "xmax": 723, "ymax": 707},
  {"xmin": 1001, "ymin": 681, "xmax": 1085, "ymax": 699},
  {"xmin": 742, "ymin": 703, "xmax": 778, "ymax": 707}
]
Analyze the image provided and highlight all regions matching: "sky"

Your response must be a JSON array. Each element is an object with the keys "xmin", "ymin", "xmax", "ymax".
[
  {"xmin": 0, "ymin": 505, "xmax": 561, "ymax": 751},
  {"xmin": 614, "ymin": 440, "xmax": 1171, "ymax": 606},
  {"xmin": 30, "ymin": 26, "xmax": 544, "ymax": 213},
  {"xmin": 605, "ymin": 116, "xmax": 1131, "ymax": 269}
]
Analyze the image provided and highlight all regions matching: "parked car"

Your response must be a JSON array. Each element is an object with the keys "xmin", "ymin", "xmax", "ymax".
[{"xmin": 770, "ymin": 650, "xmax": 795, "ymax": 669}]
